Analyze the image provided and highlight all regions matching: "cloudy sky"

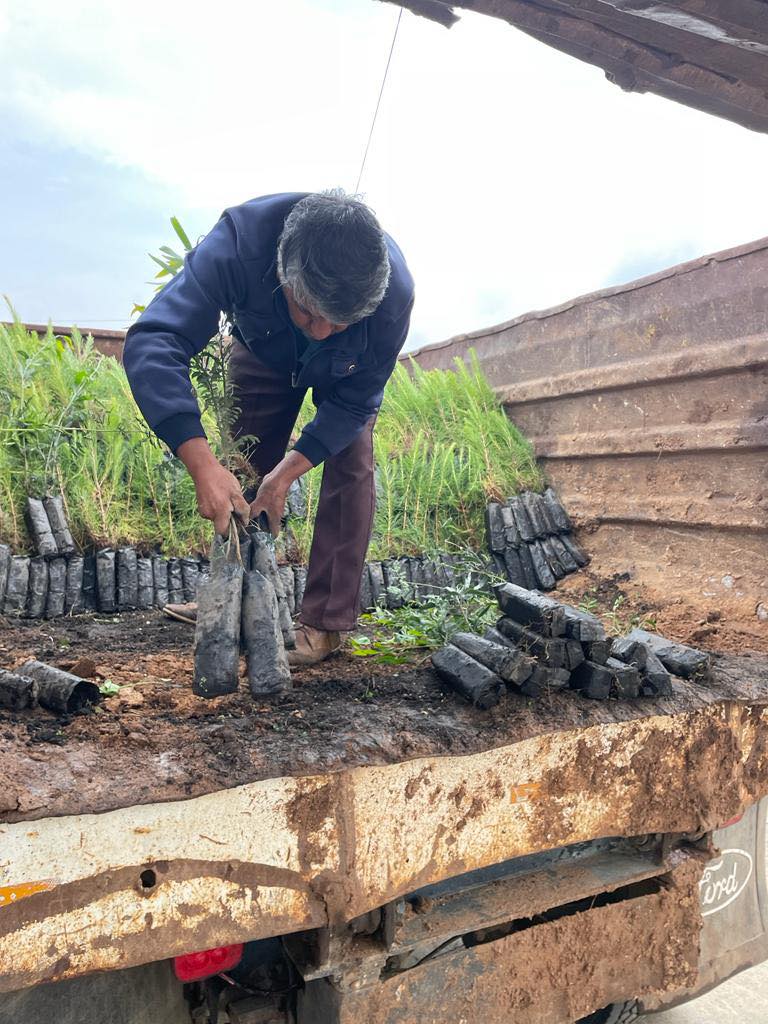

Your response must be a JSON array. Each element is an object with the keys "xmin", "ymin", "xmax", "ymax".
[{"xmin": 2, "ymin": 0, "xmax": 768, "ymax": 351}]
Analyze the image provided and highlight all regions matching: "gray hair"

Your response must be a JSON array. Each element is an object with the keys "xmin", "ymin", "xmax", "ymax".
[{"xmin": 276, "ymin": 190, "xmax": 391, "ymax": 324}]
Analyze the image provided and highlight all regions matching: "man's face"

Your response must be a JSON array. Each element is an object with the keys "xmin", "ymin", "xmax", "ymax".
[{"xmin": 282, "ymin": 285, "xmax": 348, "ymax": 342}]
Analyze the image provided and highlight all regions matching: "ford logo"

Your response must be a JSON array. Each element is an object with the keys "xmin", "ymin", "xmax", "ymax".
[{"xmin": 699, "ymin": 848, "xmax": 753, "ymax": 916}]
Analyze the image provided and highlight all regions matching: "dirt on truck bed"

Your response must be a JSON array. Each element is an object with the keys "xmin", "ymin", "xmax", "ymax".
[{"xmin": 2, "ymin": 567, "xmax": 768, "ymax": 825}]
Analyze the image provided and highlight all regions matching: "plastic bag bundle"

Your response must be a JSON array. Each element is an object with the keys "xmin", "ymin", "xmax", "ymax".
[
  {"xmin": 43, "ymin": 495, "xmax": 76, "ymax": 555},
  {"xmin": 180, "ymin": 557, "xmax": 201, "ymax": 601},
  {"xmin": 96, "ymin": 549, "xmax": 117, "ymax": 613},
  {"xmin": 25, "ymin": 497, "xmax": 57, "ymax": 556},
  {"xmin": 249, "ymin": 531, "xmax": 295, "ymax": 649},
  {"xmin": 117, "ymin": 547, "xmax": 138, "ymax": 610},
  {"xmin": 241, "ymin": 566, "xmax": 291, "ymax": 696},
  {"xmin": 65, "ymin": 556, "xmax": 85, "ymax": 614},
  {"xmin": 3, "ymin": 557, "xmax": 29, "ymax": 616},
  {"xmin": 26, "ymin": 557, "xmax": 48, "ymax": 618},
  {"xmin": 192, "ymin": 525, "xmax": 244, "ymax": 698},
  {"xmin": 152, "ymin": 555, "xmax": 169, "ymax": 609},
  {"xmin": 168, "ymin": 558, "xmax": 184, "ymax": 604},
  {"xmin": 137, "ymin": 557, "xmax": 154, "ymax": 610}
]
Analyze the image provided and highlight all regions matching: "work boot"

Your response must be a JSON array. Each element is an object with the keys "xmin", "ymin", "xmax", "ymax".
[
  {"xmin": 288, "ymin": 624, "xmax": 341, "ymax": 667},
  {"xmin": 163, "ymin": 602, "xmax": 198, "ymax": 625}
]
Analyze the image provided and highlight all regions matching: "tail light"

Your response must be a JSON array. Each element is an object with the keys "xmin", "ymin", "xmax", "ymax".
[
  {"xmin": 720, "ymin": 813, "xmax": 744, "ymax": 829},
  {"xmin": 173, "ymin": 943, "xmax": 244, "ymax": 981}
]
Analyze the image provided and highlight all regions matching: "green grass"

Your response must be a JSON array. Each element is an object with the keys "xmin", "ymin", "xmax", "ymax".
[
  {"xmin": 0, "ymin": 319, "xmax": 208, "ymax": 554},
  {"xmin": 290, "ymin": 355, "xmax": 542, "ymax": 560},
  {"xmin": 0, "ymin": 319, "xmax": 542, "ymax": 558}
]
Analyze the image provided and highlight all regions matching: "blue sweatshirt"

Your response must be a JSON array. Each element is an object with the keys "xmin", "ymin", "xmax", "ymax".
[{"xmin": 124, "ymin": 192, "xmax": 415, "ymax": 466}]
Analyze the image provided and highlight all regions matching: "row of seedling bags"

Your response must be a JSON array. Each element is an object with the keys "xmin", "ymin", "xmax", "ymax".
[
  {"xmin": 2, "ymin": 496, "xmax": 207, "ymax": 617},
  {"xmin": 0, "ymin": 544, "xmax": 208, "ymax": 619},
  {"xmin": 485, "ymin": 488, "xmax": 589, "ymax": 592},
  {"xmin": 0, "ymin": 544, "xmax": 470, "ymax": 622},
  {"xmin": 0, "ymin": 525, "xmax": 475, "ymax": 625}
]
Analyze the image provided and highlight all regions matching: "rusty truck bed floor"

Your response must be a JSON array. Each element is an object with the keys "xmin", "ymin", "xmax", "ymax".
[{"xmin": 1, "ymin": 575, "xmax": 767, "ymax": 823}]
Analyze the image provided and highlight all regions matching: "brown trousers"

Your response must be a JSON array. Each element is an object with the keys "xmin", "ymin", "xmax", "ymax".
[{"xmin": 228, "ymin": 340, "xmax": 376, "ymax": 631}]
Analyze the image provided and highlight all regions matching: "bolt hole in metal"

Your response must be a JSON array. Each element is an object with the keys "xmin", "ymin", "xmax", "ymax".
[{"xmin": 139, "ymin": 868, "xmax": 157, "ymax": 891}]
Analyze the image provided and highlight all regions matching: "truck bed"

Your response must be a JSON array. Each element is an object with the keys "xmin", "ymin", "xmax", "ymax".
[
  {"xmin": 1, "ymin": 607, "xmax": 767, "ymax": 992},
  {"xmin": 0, "ymin": 610, "xmax": 766, "ymax": 822}
]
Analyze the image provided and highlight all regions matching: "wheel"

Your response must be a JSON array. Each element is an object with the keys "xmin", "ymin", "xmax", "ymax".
[{"xmin": 576, "ymin": 1001, "xmax": 640, "ymax": 1024}]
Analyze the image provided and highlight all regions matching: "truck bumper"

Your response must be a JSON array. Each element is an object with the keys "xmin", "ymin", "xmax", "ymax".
[{"xmin": 297, "ymin": 852, "xmax": 702, "ymax": 1024}]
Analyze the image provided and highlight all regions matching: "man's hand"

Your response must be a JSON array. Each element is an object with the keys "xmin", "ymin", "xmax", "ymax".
[
  {"xmin": 251, "ymin": 450, "xmax": 313, "ymax": 536},
  {"xmin": 177, "ymin": 437, "xmax": 250, "ymax": 537}
]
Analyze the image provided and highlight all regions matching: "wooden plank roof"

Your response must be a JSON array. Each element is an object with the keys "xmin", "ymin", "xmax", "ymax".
[{"xmin": 380, "ymin": 1, "xmax": 768, "ymax": 133}]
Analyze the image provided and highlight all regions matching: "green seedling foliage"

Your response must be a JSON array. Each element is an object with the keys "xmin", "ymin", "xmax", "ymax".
[
  {"xmin": 0, "ymin": 314, "xmax": 212, "ymax": 554},
  {"xmin": 132, "ymin": 215, "xmax": 193, "ymax": 316},
  {"xmin": 349, "ymin": 554, "xmax": 504, "ymax": 663},
  {"xmin": 578, "ymin": 588, "xmax": 658, "ymax": 635}
]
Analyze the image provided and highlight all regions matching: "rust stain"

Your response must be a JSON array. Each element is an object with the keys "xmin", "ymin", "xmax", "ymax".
[{"xmin": 509, "ymin": 782, "xmax": 542, "ymax": 805}]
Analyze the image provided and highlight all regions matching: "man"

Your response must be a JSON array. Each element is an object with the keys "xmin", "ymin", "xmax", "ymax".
[{"xmin": 124, "ymin": 191, "xmax": 414, "ymax": 666}]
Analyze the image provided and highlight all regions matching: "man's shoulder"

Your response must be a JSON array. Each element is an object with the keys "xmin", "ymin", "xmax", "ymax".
[
  {"xmin": 376, "ymin": 233, "xmax": 414, "ymax": 323},
  {"xmin": 222, "ymin": 193, "xmax": 309, "ymax": 261}
]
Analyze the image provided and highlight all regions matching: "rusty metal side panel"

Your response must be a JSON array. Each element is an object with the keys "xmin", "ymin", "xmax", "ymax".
[
  {"xmin": 299, "ymin": 854, "xmax": 703, "ymax": 1024},
  {"xmin": 0, "ymin": 322, "xmax": 127, "ymax": 362},
  {"xmin": 1, "ymin": 701, "xmax": 767, "ymax": 993},
  {"xmin": 404, "ymin": 237, "xmax": 768, "ymax": 617}
]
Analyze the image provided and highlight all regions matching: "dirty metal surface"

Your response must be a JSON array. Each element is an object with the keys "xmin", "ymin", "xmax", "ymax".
[
  {"xmin": 1, "ymin": 661, "xmax": 766, "ymax": 993},
  {"xmin": 285, "ymin": 837, "xmax": 673, "ymax": 982},
  {"xmin": 389, "ymin": 845, "xmax": 671, "ymax": 953},
  {"xmin": 643, "ymin": 799, "xmax": 768, "ymax": 1013},
  {"xmin": 383, "ymin": 0, "xmax": 768, "ymax": 134},
  {"xmin": 298, "ymin": 852, "xmax": 703, "ymax": 1024},
  {"xmin": 404, "ymin": 236, "xmax": 768, "ymax": 616}
]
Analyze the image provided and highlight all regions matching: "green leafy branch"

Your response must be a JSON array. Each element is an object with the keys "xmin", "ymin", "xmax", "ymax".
[
  {"xmin": 348, "ymin": 557, "xmax": 502, "ymax": 663},
  {"xmin": 131, "ymin": 216, "xmax": 192, "ymax": 317}
]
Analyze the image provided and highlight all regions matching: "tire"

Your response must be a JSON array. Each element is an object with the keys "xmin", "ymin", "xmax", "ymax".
[{"xmin": 576, "ymin": 1001, "xmax": 640, "ymax": 1024}]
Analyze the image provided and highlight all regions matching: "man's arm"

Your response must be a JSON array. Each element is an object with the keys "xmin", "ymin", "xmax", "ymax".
[
  {"xmin": 176, "ymin": 438, "xmax": 251, "ymax": 537},
  {"xmin": 124, "ymin": 213, "xmax": 252, "ymax": 535}
]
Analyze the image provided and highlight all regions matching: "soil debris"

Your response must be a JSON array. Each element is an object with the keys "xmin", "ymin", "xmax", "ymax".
[{"xmin": 0, "ymin": 597, "xmax": 766, "ymax": 825}]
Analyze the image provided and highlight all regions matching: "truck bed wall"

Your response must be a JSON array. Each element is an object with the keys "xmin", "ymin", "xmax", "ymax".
[{"xmin": 404, "ymin": 237, "xmax": 768, "ymax": 617}]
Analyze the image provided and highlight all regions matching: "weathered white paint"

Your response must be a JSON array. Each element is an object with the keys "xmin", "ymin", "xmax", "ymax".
[
  {"xmin": 0, "ymin": 773, "xmax": 325, "ymax": 883},
  {"xmin": 0, "ymin": 702, "xmax": 766, "ymax": 991}
]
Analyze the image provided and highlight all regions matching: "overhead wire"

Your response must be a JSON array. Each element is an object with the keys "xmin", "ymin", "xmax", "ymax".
[{"xmin": 354, "ymin": 6, "xmax": 404, "ymax": 194}]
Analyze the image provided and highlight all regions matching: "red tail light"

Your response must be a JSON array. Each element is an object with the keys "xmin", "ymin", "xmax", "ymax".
[
  {"xmin": 173, "ymin": 943, "xmax": 244, "ymax": 981},
  {"xmin": 719, "ymin": 812, "xmax": 744, "ymax": 829}
]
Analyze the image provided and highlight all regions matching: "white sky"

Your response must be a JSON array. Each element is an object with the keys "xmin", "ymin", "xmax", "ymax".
[{"xmin": 2, "ymin": 0, "xmax": 768, "ymax": 350}]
